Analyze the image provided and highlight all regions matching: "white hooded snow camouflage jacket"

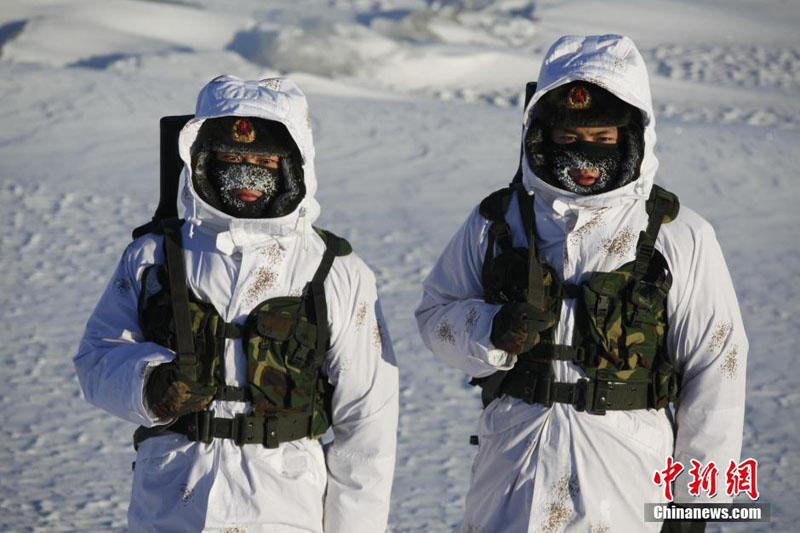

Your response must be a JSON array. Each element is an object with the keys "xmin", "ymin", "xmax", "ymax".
[
  {"xmin": 75, "ymin": 76, "xmax": 398, "ymax": 533},
  {"xmin": 416, "ymin": 34, "xmax": 748, "ymax": 532}
]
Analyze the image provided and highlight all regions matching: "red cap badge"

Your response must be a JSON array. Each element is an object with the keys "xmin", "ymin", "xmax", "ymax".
[
  {"xmin": 232, "ymin": 118, "xmax": 256, "ymax": 143},
  {"xmin": 567, "ymin": 85, "xmax": 591, "ymax": 110}
]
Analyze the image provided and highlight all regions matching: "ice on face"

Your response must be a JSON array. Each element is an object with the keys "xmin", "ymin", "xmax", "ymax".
[{"xmin": 215, "ymin": 164, "xmax": 279, "ymax": 209}]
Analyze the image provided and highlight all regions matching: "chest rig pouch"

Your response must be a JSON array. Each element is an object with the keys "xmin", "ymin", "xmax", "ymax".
[
  {"xmin": 474, "ymin": 183, "xmax": 680, "ymax": 414},
  {"xmin": 133, "ymin": 218, "xmax": 351, "ymax": 449}
]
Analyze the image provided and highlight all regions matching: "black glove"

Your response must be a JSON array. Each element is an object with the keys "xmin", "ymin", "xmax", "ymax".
[
  {"xmin": 490, "ymin": 302, "xmax": 555, "ymax": 354},
  {"xmin": 145, "ymin": 362, "xmax": 216, "ymax": 419}
]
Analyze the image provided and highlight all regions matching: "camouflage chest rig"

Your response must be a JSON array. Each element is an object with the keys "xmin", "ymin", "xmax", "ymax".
[
  {"xmin": 473, "ymin": 183, "xmax": 681, "ymax": 414},
  {"xmin": 133, "ymin": 217, "xmax": 351, "ymax": 449}
]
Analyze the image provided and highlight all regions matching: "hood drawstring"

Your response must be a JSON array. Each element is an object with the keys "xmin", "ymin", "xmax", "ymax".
[
  {"xmin": 188, "ymin": 194, "xmax": 201, "ymax": 239},
  {"xmin": 292, "ymin": 206, "xmax": 309, "ymax": 250},
  {"xmin": 300, "ymin": 207, "xmax": 309, "ymax": 250}
]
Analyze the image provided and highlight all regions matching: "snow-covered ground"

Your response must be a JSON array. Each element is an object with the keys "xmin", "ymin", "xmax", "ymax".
[{"xmin": 1, "ymin": 0, "xmax": 798, "ymax": 531}]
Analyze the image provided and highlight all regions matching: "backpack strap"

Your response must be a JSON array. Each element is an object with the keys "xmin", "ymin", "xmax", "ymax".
[
  {"xmin": 135, "ymin": 218, "xmax": 204, "ymax": 450},
  {"xmin": 632, "ymin": 185, "xmax": 680, "ymax": 280},
  {"xmin": 479, "ymin": 187, "xmax": 515, "ymax": 285},
  {"xmin": 514, "ymin": 183, "xmax": 545, "ymax": 310},
  {"xmin": 473, "ymin": 185, "xmax": 549, "ymax": 408},
  {"xmin": 305, "ymin": 229, "xmax": 350, "ymax": 435},
  {"xmin": 161, "ymin": 217, "xmax": 200, "ymax": 381},
  {"xmin": 308, "ymin": 230, "xmax": 348, "ymax": 357}
]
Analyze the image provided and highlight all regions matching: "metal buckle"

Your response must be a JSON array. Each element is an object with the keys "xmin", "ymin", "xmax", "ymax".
[
  {"xmin": 591, "ymin": 380, "xmax": 610, "ymax": 416},
  {"xmin": 233, "ymin": 414, "xmax": 258, "ymax": 446},
  {"xmin": 263, "ymin": 414, "xmax": 280, "ymax": 449},
  {"xmin": 636, "ymin": 232, "xmax": 655, "ymax": 256},
  {"xmin": 521, "ymin": 368, "xmax": 536, "ymax": 404}
]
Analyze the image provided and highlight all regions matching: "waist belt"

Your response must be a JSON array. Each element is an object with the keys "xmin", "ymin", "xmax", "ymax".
[
  {"xmin": 525, "ymin": 343, "xmax": 586, "ymax": 362},
  {"xmin": 134, "ymin": 411, "xmax": 311, "ymax": 450},
  {"xmin": 215, "ymin": 385, "xmax": 252, "ymax": 402},
  {"xmin": 500, "ymin": 369, "xmax": 651, "ymax": 415}
]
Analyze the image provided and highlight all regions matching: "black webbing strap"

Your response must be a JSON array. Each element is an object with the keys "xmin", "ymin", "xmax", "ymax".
[
  {"xmin": 632, "ymin": 186, "xmax": 672, "ymax": 280},
  {"xmin": 216, "ymin": 385, "xmax": 252, "ymax": 402},
  {"xmin": 306, "ymin": 233, "xmax": 339, "ymax": 434},
  {"xmin": 526, "ymin": 344, "xmax": 584, "ymax": 362},
  {"xmin": 133, "ymin": 424, "xmax": 171, "ymax": 450},
  {"xmin": 559, "ymin": 283, "xmax": 581, "ymax": 299},
  {"xmin": 473, "ymin": 189, "xmax": 517, "ymax": 407},
  {"xmin": 220, "ymin": 322, "xmax": 242, "ymax": 338},
  {"xmin": 479, "ymin": 188, "xmax": 514, "ymax": 285},
  {"xmin": 472, "ymin": 185, "xmax": 552, "ymax": 408},
  {"xmin": 211, "ymin": 318, "xmax": 241, "ymax": 392},
  {"xmin": 161, "ymin": 218, "xmax": 198, "ymax": 381},
  {"xmin": 310, "ymin": 234, "xmax": 339, "ymax": 357},
  {"xmin": 481, "ymin": 223, "xmax": 508, "ymax": 286},
  {"xmin": 134, "ymin": 411, "xmax": 313, "ymax": 450},
  {"xmin": 470, "ymin": 371, "xmax": 509, "ymax": 408},
  {"xmin": 500, "ymin": 371, "xmax": 650, "ymax": 414},
  {"xmin": 514, "ymin": 183, "xmax": 545, "ymax": 310}
]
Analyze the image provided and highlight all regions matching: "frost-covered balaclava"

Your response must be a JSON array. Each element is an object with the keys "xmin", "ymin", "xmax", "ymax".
[
  {"xmin": 525, "ymin": 81, "xmax": 643, "ymax": 195},
  {"xmin": 192, "ymin": 116, "xmax": 305, "ymax": 218}
]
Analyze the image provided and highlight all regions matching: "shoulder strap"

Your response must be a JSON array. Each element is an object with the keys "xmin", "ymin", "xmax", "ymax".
[
  {"xmin": 161, "ymin": 218, "xmax": 198, "ymax": 380},
  {"xmin": 309, "ymin": 230, "xmax": 349, "ymax": 356},
  {"xmin": 514, "ymin": 183, "xmax": 545, "ymax": 310},
  {"xmin": 313, "ymin": 227, "xmax": 352, "ymax": 257},
  {"xmin": 646, "ymin": 184, "xmax": 680, "ymax": 223},
  {"xmin": 632, "ymin": 185, "xmax": 680, "ymax": 280},
  {"xmin": 473, "ymin": 184, "xmax": 548, "ymax": 408},
  {"xmin": 479, "ymin": 187, "xmax": 515, "ymax": 285},
  {"xmin": 479, "ymin": 187, "xmax": 514, "ymax": 223}
]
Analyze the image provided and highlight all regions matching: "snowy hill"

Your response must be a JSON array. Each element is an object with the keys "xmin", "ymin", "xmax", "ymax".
[{"xmin": 0, "ymin": 0, "xmax": 798, "ymax": 531}]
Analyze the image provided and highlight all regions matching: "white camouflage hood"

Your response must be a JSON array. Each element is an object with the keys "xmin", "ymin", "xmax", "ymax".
[
  {"xmin": 522, "ymin": 34, "xmax": 658, "ymax": 207},
  {"xmin": 177, "ymin": 75, "xmax": 320, "ymax": 238}
]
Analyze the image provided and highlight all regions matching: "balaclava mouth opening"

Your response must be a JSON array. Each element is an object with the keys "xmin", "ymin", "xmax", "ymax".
[
  {"xmin": 191, "ymin": 116, "xmax": 306, "ymax": 218},
  {"xmin": 525, "ymin": 81, "xmax": 644, "ymax": 195}
]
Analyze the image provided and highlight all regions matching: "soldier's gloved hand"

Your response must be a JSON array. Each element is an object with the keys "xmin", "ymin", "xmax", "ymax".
[
  {"xmin": 145, "ymin": 362, "xmax": 216, "ymax": 419},
  {"xmin": 490, "ymin": 302, "xmax": 556, "ymax": 355}
]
